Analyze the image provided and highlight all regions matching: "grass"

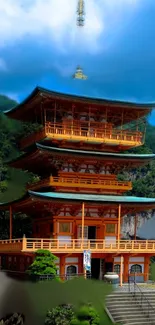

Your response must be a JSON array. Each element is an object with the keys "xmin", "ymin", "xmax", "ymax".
[{"xmin": 23, "ymin": 278, "xmax": 114, "ymax": 325}]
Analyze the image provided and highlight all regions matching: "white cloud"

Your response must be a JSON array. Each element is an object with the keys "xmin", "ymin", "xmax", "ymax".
[{"xmin": 0, "ymin": 0, "xmax": 140, "ymax": 53}]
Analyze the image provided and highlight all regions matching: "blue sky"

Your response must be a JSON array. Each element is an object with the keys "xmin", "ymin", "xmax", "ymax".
[{"xmin": 0, "ymin": 0, "xmax": 155, "ymax": 123}]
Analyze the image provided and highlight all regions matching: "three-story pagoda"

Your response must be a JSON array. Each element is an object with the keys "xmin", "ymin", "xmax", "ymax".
[{"xmin": 0, "ymin": 86, "xmax": 155, "ymax": 283}]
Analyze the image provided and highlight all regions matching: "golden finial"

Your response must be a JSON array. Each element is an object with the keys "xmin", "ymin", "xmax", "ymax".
[
  {"xmin": 77, "ymin": 0, "xmax": 85, "ymax": 26},
  {"xmin": 72, "ymin": 66, "xmax": 88, "ymax": 80}
]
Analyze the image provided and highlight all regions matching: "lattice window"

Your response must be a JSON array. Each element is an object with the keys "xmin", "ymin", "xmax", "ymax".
[
  {"xmin": 59, "ymin": 222, "xmax": 71, "ymax": 233},
  {"xmin": 105, "ymin": 223, "xmax": 116, "ymax": 234},
  {"xmin": 77, "ymin": 225, "xmax": 88, "ymax": 239},
  {"xmin": 114, "ymin": 264, "xmax": 120, "ymax": 274},
  {"xmin": 130, "ymin": 264, "xmax": 142, "ymax": 273}
]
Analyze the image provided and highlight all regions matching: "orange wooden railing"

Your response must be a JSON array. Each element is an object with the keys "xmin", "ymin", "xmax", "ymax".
[
  {"xmin": 27, "ymin": 176, "xmax": 132, "ymax": 191},
  {"xmin": 0, "ymin": 239, "xmax": 22, "ymax": 252},
  {"xmin": 45, "ymin": 122, "xmax": 143, "ymax": 145},
  {"xmin": 50, "ymin": 176, "xmax": 132, "ymax": 190},
  {"xmin": 0, "ymin": 238, "xmax": 155, "ymax": 253},
  {"xmin": 18, "ymin": 122, "xmax": 144, "ymax": 150}
]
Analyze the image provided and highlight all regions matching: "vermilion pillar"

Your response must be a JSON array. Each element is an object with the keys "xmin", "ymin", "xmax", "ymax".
[
  {"xmin": 144, "ymin": 255, "xmax": 150, "ymax": 282},
  {"xmin": 60, "ymin": 255, "xmax": 65, "ymax": 280},
  {"xmin": 123, "ymin": 255, "xmax": 129, "ymax": 283}
]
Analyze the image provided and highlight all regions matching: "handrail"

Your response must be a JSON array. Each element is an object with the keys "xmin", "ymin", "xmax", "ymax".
[
  {"xmin": 1, "ymin": 239, "xmax": 155, "ymax": 253},
  {"xmin": 129, "ymin": 277, "xmax": 155, "ymax": 320},
  {"xmin": 27, "ymin": 176, "xmax": 132, "ymax": 191},
  {"xmin": 45, "ymin": 122, "xmax": 143, "ymax": 143},
  {"xmin": 50, "ymin": 176, "xmax": 131, "ymax": 187}
]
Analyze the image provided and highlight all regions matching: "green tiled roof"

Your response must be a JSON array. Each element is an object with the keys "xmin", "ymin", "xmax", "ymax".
[{"xmin": 28, "ymin": 191, "xmax": 155, "ymax": 205}]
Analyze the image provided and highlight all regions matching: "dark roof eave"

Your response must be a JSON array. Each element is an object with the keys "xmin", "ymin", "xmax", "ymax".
[
  {"xmin": 8, "ymin": 143, "xmax": 155, "ymax": 166},
  {"xmin": 5, "ymin": 86, "xmax": 155, "ymax": 116},
  {"xmin": 36, "ymin": 143, "xmax": 155, "ymax": 161}
]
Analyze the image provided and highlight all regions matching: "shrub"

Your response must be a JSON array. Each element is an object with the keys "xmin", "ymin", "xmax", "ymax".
[
  {"xmin": 45, "ymin": 304, "xmax": 75, "ymax": 325},
  {"xmin": 76, "ymin": 304, "xmax": 100, "ymax": 325},
  {"xmin": 27, "ymin": 249, "xmax": 58, "ymax": 276}
]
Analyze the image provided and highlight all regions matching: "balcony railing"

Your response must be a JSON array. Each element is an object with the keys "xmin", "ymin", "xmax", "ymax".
[
  {"xmin": 50, "ymin": 176, "xmax": 132, "ymax": 191},
  {"xmin": 0, "ymin": 239, "xmax": 22, "ymax": 252},
  {"xmin": 0, "ymin": 238, "xmax": 155, "ymax": 254},
  {"xmin": 45, "ymin": 123, "xmax": 143, "ymax": 147},
  {"xmin": 18, "ymin": 123, "xmax": 144, "ymax": 150},
  {"xmin": 27, "ymin": 176, "xmax": 132, "ymax": 192}
]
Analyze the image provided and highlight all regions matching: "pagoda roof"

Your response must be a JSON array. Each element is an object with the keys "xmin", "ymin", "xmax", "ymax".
[
  {"xmin": 5, "ymin": 86, "xmax": 155, "ymax": 118},
  {"xmin": 28, "ymin": 190, "xmax": 155, "ymax": 208},
  {"xmin": 37, "ymin": 143, "xmax": 155, "ymax": 161},
  {"xmin": 1, "ymin": 191, "xmax": 155, "ymax": 213},
  {"xmin": 9, "ymin": 143, "xmax": 155, "ymax": 174}
]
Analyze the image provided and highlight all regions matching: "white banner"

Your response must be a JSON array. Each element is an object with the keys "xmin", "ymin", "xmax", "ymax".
[{"xmin": 83, "ymin": 250, "xmax": 91, "ymax": 271}]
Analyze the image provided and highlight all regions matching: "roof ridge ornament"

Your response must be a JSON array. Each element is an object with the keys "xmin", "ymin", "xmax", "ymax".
[
  {"xmin": 77, "ymin": 0, "xmax": 85, "ymax": 27},
  {"xmin": 72, "ymin": 1, "xmax": 88, "ymax": 79},
  {"xmin": 72, "ymin": 65, "xmax": 88, "ymax": 80}
]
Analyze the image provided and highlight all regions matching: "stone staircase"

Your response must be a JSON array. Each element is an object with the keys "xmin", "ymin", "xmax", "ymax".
[{"xmin": 105, "ymin": 290, "xmax": 155, "ymax": 325}]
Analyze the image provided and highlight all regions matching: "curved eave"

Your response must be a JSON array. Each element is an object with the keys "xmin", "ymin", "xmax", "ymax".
[
  {"xmin": 28, "ymin": 190, "xmax": 155, "ymax": 207},
  {"xmin": 5, "ymin": 86, "xmax": 155, "ymax": 116},
  {"xmin": 1, "ymin": 191, "xmax": 155, "ymax": 210},
  {"xmin": 36, "ymin": 143, "xmax": 155, "ymax": 161}
]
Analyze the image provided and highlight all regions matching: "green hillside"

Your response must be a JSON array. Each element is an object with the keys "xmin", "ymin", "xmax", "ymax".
[{"xmin": 0, "ymin": 94, "xmax": 17, "ymax": 112}]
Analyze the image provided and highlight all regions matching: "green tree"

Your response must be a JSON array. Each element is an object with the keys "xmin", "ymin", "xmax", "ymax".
[
  {"xmin": 27, "ymin": 249, "xmax": 58, "ymax": 276},
  {"xmin": 70, "ymin": 304, "xmax": 100, "ymax": 325},
  {"xmin": 45, "ymin": 304, "xmax": 75, "ymax": 325}
]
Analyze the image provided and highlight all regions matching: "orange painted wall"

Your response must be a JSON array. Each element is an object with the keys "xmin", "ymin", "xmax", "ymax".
[{"xmin": 33, "ymin": 217, "xmax": 118, "ymax": 240}]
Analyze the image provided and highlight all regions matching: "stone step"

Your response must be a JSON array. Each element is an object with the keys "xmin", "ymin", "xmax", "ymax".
[
  {"xmin": 125, "ymin": 321, "xmax": 154, "ymax": 325},
  {"xmin": 114, "ymin": 315, "xmax": 150, "ymax": 322},
  {"xmin": 107, "ymin": 304, "xmax": 142, "ymax": 310},
  {"xmin": 108, "ymin": 293, "xmax": 132, "ymax": 297},
  {"xmin": 106, "ymin": 289, "xmax": 155, "ymax": 325},
  {"xmin": 106, "ymin": 298, "xmax": 134, "ymax": 303},
  {"xmin": 107, "ymin": 306, "xmax": 142, "ymax": 312},
  {"xmin": 114, "ymin": 313, "xmax": 148, "ymax": 318}
]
